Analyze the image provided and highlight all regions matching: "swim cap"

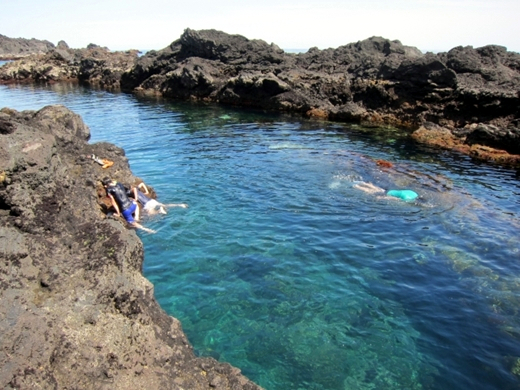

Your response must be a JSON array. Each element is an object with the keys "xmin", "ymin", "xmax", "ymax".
[{"xmin": 386, "ymin": 189, "xmax": 418, "ymax": 201}]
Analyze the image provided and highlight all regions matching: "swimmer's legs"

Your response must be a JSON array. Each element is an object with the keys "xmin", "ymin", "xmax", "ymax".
[
  {"xmin": 130, "ymin": 221, "xmax": 156, "ymax": 234},
  {"xmin": 164, "ymin": 203, "xmax": 189, "ymax": 208},
  {"xmin": 135, "ymin": 201, "xmax": 141, "ymax": 222},
  {"xmin": 145, "ymin": 202, "xmax": 188, "ymax": 215},
  {"xmin": 354, "ymin": 182, "xmax": 385, "ymax": 194}
]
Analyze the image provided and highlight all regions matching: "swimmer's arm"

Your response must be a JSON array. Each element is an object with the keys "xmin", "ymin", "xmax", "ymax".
[
  {"xmin": 138, "ymin": 182, "xmax": 149, "ymax": 194},
  {"xmin": 108, "ymin": 194, "xmax": 121, "ymax": 216}
]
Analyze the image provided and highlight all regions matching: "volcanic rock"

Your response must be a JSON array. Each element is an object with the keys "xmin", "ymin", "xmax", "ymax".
[
  {"xmin": 0, "ymin": 105, "xmax": 262, "ymax": 389},
  {"xmin": 0, "ymin": 34, "xmax": 56, "ymax": 60},
  {"xmin": 2, "ymin": 28, "xmax": 520, "ymax": 165},
  {"xmin": 0, "ymin": 41, "xmax": 138, "ymax": 89},
  {"xmin": 120, "ymin": 29, "xmax": 520, "ymax": 164}
]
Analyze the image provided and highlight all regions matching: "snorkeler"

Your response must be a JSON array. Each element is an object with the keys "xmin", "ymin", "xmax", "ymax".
[
  {"xmin": 102, "ymin": 177, "xmax": 156, "ymax": 233},
  {"xmin": 129, "ymin": 182, "xmax": 188, "ymax": 215},
  {"xmin": 354, "ymin": 181, "xmax": 418, "ymax": 201}
]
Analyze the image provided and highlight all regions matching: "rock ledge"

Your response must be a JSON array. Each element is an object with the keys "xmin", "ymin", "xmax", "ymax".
[
  {"xmin": 0, "ymin": 105, "xmax": 262, "ymax": 389},
  {"xmin": 2, "ymin": 28, "xmax": 519, "ymax": 166}
]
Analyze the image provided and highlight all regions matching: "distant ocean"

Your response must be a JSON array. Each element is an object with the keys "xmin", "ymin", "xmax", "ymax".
[
  {"xmin": 283, "ymin": 48, "xmax": 307, "ymax": 53},
  {"xmin": 137, "ymin": 48, "xmax": 309, "ymax": 55}
]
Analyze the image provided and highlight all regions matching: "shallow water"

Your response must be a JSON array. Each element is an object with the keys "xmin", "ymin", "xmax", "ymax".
[{"xmin": 1, "ymin": 84, "xmax": 520, "ymax": 389}]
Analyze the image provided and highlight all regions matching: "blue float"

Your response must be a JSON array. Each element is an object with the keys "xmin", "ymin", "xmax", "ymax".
[{"xmin": 386, "ymin": 189, "xmax": 418, "ymax": 201}]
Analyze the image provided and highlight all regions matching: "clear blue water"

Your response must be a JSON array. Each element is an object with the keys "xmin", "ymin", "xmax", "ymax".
[{"xmin": 2, "ymin": 83, "xmax": 520, "ymax": 389}]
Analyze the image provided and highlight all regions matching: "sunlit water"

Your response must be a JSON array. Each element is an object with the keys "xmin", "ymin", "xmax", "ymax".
[{"xmin": 1, "ymin": 83, "xmax": 520, "ymax": 389}]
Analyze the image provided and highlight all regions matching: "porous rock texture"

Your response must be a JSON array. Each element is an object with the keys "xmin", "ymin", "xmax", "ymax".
[
  {"xmin": 121, "ymin": 29, "xmax": 520, "ymax": 164},
  {"xmin": 1, "ymin": 28, "xmax": 519, "ymax": 164},
  {"xmin": 0, "ymin": 34, "xmax": 55, "ymax": 60},
  {"xmin": 0, "ymin": 105, "xmax": 262, "ymax": 390},
  {"xmin": 0, "ymin": 41, "xmax": 138, "ymax": 89}
]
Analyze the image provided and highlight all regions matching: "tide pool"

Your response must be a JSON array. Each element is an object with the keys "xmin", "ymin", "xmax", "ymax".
[{"xmin": 1, "ymin": 84, "xmax": 520, "ymax": 389}]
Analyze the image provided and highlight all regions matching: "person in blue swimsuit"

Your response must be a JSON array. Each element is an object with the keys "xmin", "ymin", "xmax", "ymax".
[
  {"xmin": 354, "ymin": 181, "xmax": 418, "ymax": 201},
  {"xmin": 102, "ymin": 178, "xmax": 156, "ymax": 233}
]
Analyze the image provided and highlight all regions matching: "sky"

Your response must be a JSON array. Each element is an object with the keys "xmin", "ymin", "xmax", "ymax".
[{"xmin": 2, "ymin": 0, "xmax": 519, "ymax": 53}]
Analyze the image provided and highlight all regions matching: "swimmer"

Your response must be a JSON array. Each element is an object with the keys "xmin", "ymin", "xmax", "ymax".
[
  {"xmin": 102, "ymin": 177, "xmax": 156, "ymax": 233},
  {"xmin": 130, "ymin": 182, "xmax": 188, "ymax": 215},
  {"xmin": 354, "ymin": 181, "xmax": 418, "ymax": 201}
]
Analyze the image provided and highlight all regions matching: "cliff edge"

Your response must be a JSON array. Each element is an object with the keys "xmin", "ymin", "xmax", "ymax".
[{"xmin": 0, "ymin": 105, "xmax": 262, "ymax": 389}]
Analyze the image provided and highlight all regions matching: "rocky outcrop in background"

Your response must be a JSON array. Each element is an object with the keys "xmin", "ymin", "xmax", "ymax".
[
  {"xmin": 1, "ymin": 28, "xmax": 519, "ymax": 164},
  {"xmin": 0, "ymin": 40, "xmax": 138, "ymax": 89},
  {"xmin": 0, "ymin": 105, "xmax": 262, "ymax": 389},
  {"xmin": 0, "ymin": 34, "xmax": 55, "ymax": 60},
  {"xmin": 121, "ymin": 29, "xmax": 520, "ymax": 164}
]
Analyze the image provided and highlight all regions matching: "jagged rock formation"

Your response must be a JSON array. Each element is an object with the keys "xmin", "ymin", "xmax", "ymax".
[
  {"xmin": 120, "ymin": 29, "xmax": 520, "ymax": 164},
  {"xmin": 1, "ymin": 28, "xmax": 519, "ymax": 165},
  {"xmin": 0, "ymin": 34, "xmax": 55, "ymax": 60},
  {"xmin": 0, "ymin": 42, "xmax": 138, "ymax": 89},
  {"xmin": 0, "ymin": 105, "xmax": 262, "ymax": 389}
]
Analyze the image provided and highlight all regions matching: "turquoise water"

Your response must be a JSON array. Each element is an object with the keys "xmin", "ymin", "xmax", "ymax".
[{"xmin": 1, "ymin": 84, "xmax": 520, "ymax": 389}]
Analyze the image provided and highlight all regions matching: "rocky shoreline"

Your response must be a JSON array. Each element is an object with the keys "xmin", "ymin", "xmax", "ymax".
[
  {"xmin": 1, "ymin": 28, "xmax": 519, "ymax": 166},
  {"xmin": 1, "ymin": 29, "xmax": 519, "ymax": 389},
  {"xmin": 0, "ymin": 34, "xmax": 55, "ymax": 60},
  {"xmin": 0, "ymin": 105, "xmax": 262, "ymax": 389},
  {"xmin": 0, "ymin": 39, "xmax": 138, "ymax": 89}
]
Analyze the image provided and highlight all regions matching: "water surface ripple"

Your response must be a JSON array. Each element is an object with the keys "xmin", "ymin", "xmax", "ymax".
[{"xmin": 2, "ymin": 84, "xmax": 520, "ymax": 389}]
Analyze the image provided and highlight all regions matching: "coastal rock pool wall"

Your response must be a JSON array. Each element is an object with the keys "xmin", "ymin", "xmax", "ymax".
[
  {"xmin": 1, "ymin": 28, "xmax": 519, "ymax": 164},
  {"xmin": 0, "ymin": 105, "xmax": 261, "ymax": 389}
]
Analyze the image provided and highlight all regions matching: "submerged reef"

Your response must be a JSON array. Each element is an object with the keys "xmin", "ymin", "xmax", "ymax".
[
  {"xmin": 1, "ymin": 28, "xmax": 520, "ymax": 165},
  {"xmin": 0, "ymin": 105, "xmax": 261, "ymax": 389}
]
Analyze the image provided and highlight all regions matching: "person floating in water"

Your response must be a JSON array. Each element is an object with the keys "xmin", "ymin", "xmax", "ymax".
[
  {"xmin": 354, "ymin": 181, "xmax": 418, "ymax": 201},
  {"xmin": 102, "ymin": 177, "xmax": 156, "ymax": 233},
  {"xmin": 129, "ymin": 182, "xmax": 188, "ymax": 215}
]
